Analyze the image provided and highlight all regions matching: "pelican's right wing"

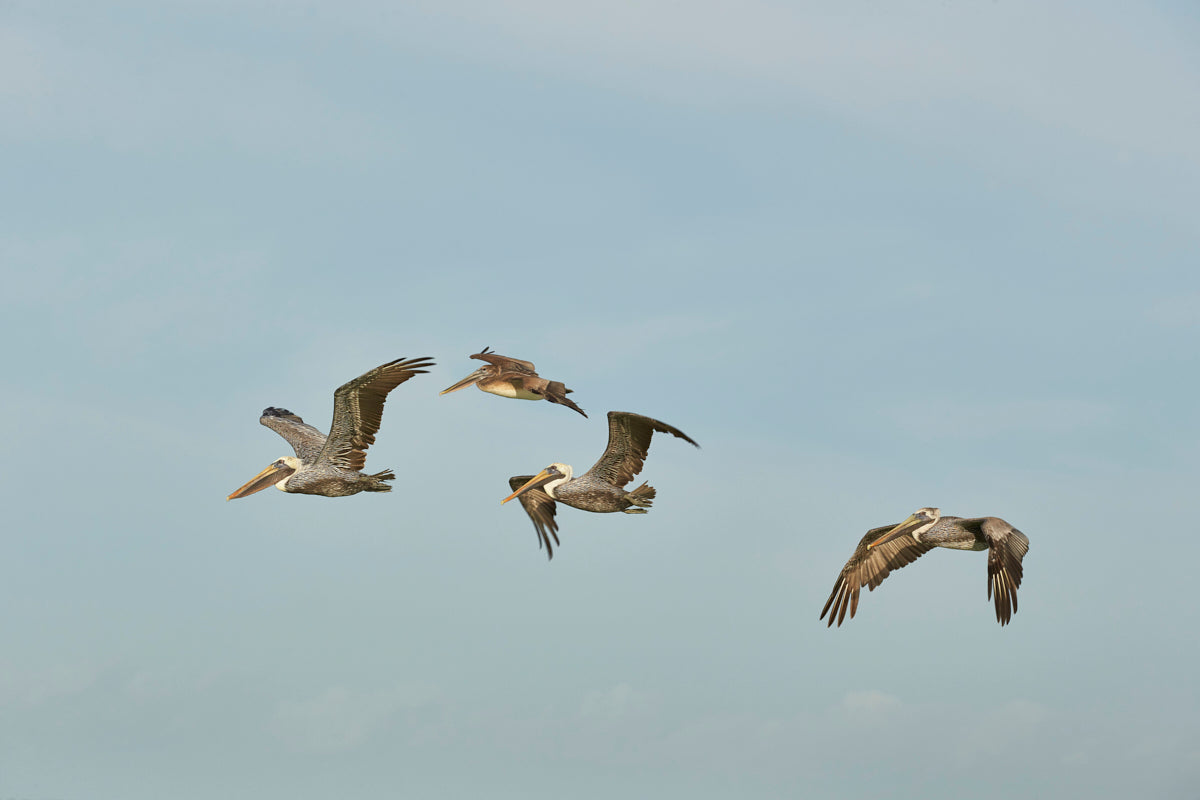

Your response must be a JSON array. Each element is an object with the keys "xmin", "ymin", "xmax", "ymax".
[
  {"xmin": 259, "ymin": 407, "xmax": 327, "ymax": 463},
  {"xmin": 319, "ymin": 356, "xmax": 435, "ymax": 471},
  {"xmin": 964, "ymin": 517, "xmax": 1030, "ymax": 626},
  {"xmin": 820, "ymin": 524, "xmax": 935, "ymax": 627},
  {"xmin": 470, "ymin": 347, "xmax": 538, "ymax": 374},
  {"xmin": 507, "ymin": 475, "xmax": 561, "ymax": 560},
  {"xmin": 582, "ymin": 411, "xmax": 699, "ymax": 488}
]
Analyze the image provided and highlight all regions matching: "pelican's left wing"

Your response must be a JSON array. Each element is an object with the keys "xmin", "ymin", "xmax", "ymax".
[
  {"xmin": 582, "ymin": 411, "xmax": 699, "ymax": 488},
  {"xmin": 318, "ymin": 356, "xmax": 435, "ymax": 471},
  {"xmin": 259, "ymin": 407, "xmax": 327, "ymax": 463},
  {"xmin": 963, "ymin": 517, "xmax": 1030, "ymax": 625},
  {"xmin": 508, "ymin": 475, "xmax": 561, "ymax": 559}
]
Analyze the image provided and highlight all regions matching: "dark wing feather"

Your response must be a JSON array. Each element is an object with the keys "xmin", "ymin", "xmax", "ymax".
[
  {"xmin": 259, "ymin": 407, "xmax": 327, "ymax": 463},
  {"xmin": 969, "ymin": 517, "xmax": 1030, "ymax": 626},
  {"xmin": 470, "ymin": 348, "xmax": 537, "ymax": 374},
  {"xmin": 508, "ymin": 475, "xmax": 560, "ymax": 560},
  {"xmin": 513, "ymin": 377, "xmax": 587, "ymax": 417},
  {"xmin": 820, "ymin": 524, "xmax": 935, "ymax": 627},
  {"xmin": 582, "ymin": 411, "xmax": 699, "ymax": 488},
  {"xmin": 316, "ymin": 356, "xmax": 435, "ymax": 471}
]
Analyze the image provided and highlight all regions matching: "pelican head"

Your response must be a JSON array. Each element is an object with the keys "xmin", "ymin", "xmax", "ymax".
[
  {"xmin": 502, "ymin": 463, "xmax": 573, "ymax": 503},
  {"xmin": 868, "ymin": 507, "xmax": 941, "ymax": 548},
  {"xmin": 439, "ymin": 367, "xmax": 489, "ymax": 395},
  {"xmin": 227, "ymin": 456, "xmax": 302, "ymax": 500}
]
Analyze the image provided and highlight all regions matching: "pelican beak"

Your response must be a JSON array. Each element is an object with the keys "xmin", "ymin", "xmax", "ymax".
[
  {"xmin": 501, "ymin": 468, "xmax": 558, "ymax": 504},
  {"xmin": 439, "ymin": 368, "xmax": 488, "ymax": 395},
  {"xmin": 226, "ymin": 462, "xmax": 295, "ymax": 500},
  {"xmin": 867, "ymin": 514, "xmax": 923, "ymax": 549}
]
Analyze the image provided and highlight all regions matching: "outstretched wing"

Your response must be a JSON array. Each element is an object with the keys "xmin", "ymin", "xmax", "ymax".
[
  {"xmin": 508, "ymin": 475, "xmax": 560, "ymax": 559},
  {"xmin": 316, "ymin": 356, "xmax": 435, "ymax": 471},
  {"xmin": 470, "ymin": 347, "xmax": 537, "ymax": 374},
  {"xmin": 259, "ymin": 407, "xmax": 327, "ymax": 463},
  {"xmin": 962, "ymin": 517, "xmax": 1030, "ymax": 625},
  {"xmin": 820, "ymin": 524, "xmax": 935, "ymax": 627},
  {"xmin": 581, "ymin": 411, "xmax": 699, "ymax": 488}
]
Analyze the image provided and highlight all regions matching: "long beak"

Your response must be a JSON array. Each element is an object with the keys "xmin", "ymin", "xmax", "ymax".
[
  {"xmin": 867, "ymin": 514, "xmax": 923, "ymax": 549},
  {"xmin": 501, "ymin": 468, "xmax": 557, "ymax": 504},
  {"xmin": 440, "ymin": 368, "xmax": 487, "ymax": 395},
  {"xmin": 227, "ymin": 462, "xmax": 295, "ymax": 500}
]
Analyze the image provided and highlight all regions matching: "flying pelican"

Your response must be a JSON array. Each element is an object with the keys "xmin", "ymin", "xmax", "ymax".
[
  {"xmin": 820, "ymin": 507, "xmax": 1030, "ymax": 626},
  {"xmin": 501, "ymin": 411, "xmax": 699, "ymax": 559},
  {"xmin": 440, "ymin": 347, "xmax": 586, "ymax": 417},
  {"xmin": 227, "ymin": 356, "xmax": 435, "ymax": 499}
]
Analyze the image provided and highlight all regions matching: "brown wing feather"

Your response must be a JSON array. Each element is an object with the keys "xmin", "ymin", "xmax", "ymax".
[
  {"xmin": 512, "ymin": 377, "xmax": 587, "ymax": 417},
  {"xmin": 258, "ymin": 407, "xmax": 327, "ymax": 463},
  {"xmin": 582, "ymin": 411, "xmax": 699, "ymax": 488},
  {"xmin": 974, "ymin": 517, "xmax": 1030, "ymax": 626},
  {"xmin": 820, "ymin": 524, "xmax": 935, "ymax": 627},
  {"xmin": 317, "ymin": 356, "xmax": 435, "ymax": 471},
  {"xmin": 508, "ymin": 475, "xmax": 560, "ymax": 560},
  {"xmin": 470, "ymin": 348, "xmax": 537, "ymax": 374}
]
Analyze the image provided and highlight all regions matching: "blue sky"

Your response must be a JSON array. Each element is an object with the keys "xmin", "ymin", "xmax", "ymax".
[{"xmin": 2, "ymin": 2, "xmax": 1199, "ymax": 798}]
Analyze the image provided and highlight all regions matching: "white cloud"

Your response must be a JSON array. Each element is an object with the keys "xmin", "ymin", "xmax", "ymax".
[
  {"xmin": 0, "ymin": 662, "xmax": 98, "ymax": 708},
  {"xmin": 841, "ymin": 688, "xmax": 901, "ymax": 715},
  {"xmin": 0, "ymin": 22, "xmax": 52, "ymax": 98},
  {"xmin": 1149, "ymin": 292, "xmax": 1200, "ymax": 328},
  {"xmin": 580, "ymin": 682, "xmax": 653, "ymax": 720},
  {"xmin": 273, "ymin": 683, "xmax": 440, "ymax": 753}
]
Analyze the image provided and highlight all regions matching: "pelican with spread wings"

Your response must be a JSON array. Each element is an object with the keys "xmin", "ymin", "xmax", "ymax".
[
  {"xmin": 227, "ymin": 356, "xmax": 434, "ymax": 499},
  {"xmin": 440, "ymin": 347, "xmax": 586, "ymax": 417},
  {"xmin": 501, "ymin": 411, "xmax": 699, "ymax": 558},
  {"xmin": 820, "ymin": 507, "xmax": 1030, "ymax": 626}
]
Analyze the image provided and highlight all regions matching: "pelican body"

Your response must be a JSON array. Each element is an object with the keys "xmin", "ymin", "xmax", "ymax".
[
  {"xmin": 502, "ymin": 411, "xmax": 699, "ymax": 558},
  {"xmin": 227, "ymin": 356, "xmax": 434, "ymax": 500},
  {"xmin": 821, "ymin": 507, "xmax": 1030, "ymax": 626},
  {"xmin": 440, "ymin": 347, "xmax": 586, "ymax": 417}
]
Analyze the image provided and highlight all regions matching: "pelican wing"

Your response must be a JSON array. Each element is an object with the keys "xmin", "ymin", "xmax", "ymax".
[
  {"xmin": 820, "ymin": 524, "xmax": 935, "ymax": 627},
  {"xmin": 512, "ymin": 376, "xmax": 587, "ymax": 417},
  {"xmin": 316, "ymin": 356, "xmax": 435, "ymax": 471},
  {"xmin": 582, "ymin": 411, "xmax": 699, "ymax": 488},
  {"xmin": 961, "ymin": 517, "xmax": 1030, "ymax": 625},
  {"xmin": 259, "ymin": 407, "xmax": 327, "ymax": 463},
  {"xmin": 508, "ymin": 475, "xmax": 561, "ymax": 559},
  {"xmin": 470, "ymin": 347, "xmax": 538, "ymax": 374}
]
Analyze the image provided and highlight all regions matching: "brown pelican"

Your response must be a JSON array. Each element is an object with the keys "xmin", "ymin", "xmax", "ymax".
[
  {"xmin": 227, "ymin": 356, "xmax": 434, "ymax": 499},
  {"xmin": 501, "ymin": 411, "xmax": 699, "ymax": 558},
  {"xmin": 820, "ymin": 507, "xmax": 1030, "ymax": 626},
  {"xmin": 440, "ymin": 347, "xmax": 586, "ymax": 417}
]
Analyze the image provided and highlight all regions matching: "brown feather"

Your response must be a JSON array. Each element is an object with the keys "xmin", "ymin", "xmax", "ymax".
[
  {"xmin": 508, "ymin": 475, "xmax": 561, "ymax": 560},
  {"xmin": 820, "ymin": 524, "xmax": 935, "ymax": 627},
  {"xmin": 583, "ymin": 412, "xmax": 699, "ymax": 489},
  {"xmin": 319, "ymin": 356, "xmax": 434, "ymax": 471}
]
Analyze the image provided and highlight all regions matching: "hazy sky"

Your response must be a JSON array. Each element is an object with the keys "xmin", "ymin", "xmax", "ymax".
[{"xmin": 2, "ymin": 2, "xmax": 1199, "ymax": 798}]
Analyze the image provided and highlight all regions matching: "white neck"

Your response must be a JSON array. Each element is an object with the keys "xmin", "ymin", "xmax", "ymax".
[
  {"xmin": 273, "ymin": 456, "xmax": 302, "ymax": 491},
  {"xmin": 543, "ymin": 463, "xmax": 573, "ymax": 498}
]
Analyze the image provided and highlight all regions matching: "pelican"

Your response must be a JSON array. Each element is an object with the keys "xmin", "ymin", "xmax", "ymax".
[
  {"xmin": 501, "ymin": 411, "xmax": 699, "ymax": 559},
  {"xmin": 227, "ymin": 356, "xmax": 434, "ymax": 499},
  {"xmin": 440, "ymin": 347, "xmax": 586, "ymax": 417},
  {"xmin": 820, "ymin": 507, "xmax": 1030, "ymax": 626}
]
